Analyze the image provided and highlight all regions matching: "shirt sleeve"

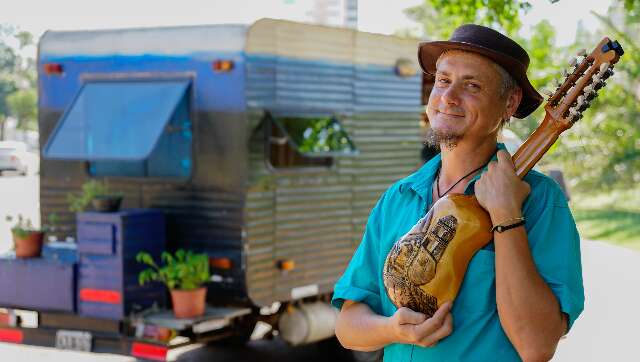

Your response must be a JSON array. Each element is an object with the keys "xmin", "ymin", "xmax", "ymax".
[
  {"xmin": 331, "ymin": 191, "xmax": 386, "ymax": 314},
  {"xmin": 524, "ymin": 178, "xmax": 585, "ymax": 331}
]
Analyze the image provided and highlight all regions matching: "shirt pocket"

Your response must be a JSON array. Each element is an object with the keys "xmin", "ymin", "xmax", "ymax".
[{"xmin": 453, "ymin": 249, "xmax": 496, "ymax": 314}]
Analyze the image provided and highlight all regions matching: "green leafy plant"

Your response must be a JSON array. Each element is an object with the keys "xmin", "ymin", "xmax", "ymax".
[
  {"xmin": 5, "ymin": 213, "xmax": 58, "ymax": 238},
  {"xmin": 67, "ymin": 180, "xmax": 123, "ymax": 213},
  {"xmin": 137, "ymin": 249, "xmax": 210, "ymax": 291}
]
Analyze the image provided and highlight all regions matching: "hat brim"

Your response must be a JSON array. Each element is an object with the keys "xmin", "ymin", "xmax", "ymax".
[{"xmin": 418, "ymin": 40, "xmax": 543, "ymax": 119}]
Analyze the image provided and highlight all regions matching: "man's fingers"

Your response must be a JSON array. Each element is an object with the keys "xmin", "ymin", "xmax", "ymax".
[
  {"xmin": 497, "ymin": 149, "xmax": 515, "ymax": 169},
  {"xmin": 396, "ymin": 307, "xmax": 427, "ymax": 325},
  {"xmin": 413, "ymin": 302, "xmax": 451, "ymax": 337},
  {"xmin": 417, "ymin": 313, "xmax": 453, "ymax": 347}
]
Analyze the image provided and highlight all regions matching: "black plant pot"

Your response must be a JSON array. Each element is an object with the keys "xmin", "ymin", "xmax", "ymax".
[{"xmin": 91, "ymin": 195, "xmax": 123, "ymax": 213}]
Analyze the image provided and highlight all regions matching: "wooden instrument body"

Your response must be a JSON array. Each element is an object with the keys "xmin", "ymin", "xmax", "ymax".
[
  {"xmin": 382, "ymin": 37, "xmax": 623, "ymax": 317},
  {"xmin": 383, "ymin": 194, "xmax": 492, "ymax": 316}
]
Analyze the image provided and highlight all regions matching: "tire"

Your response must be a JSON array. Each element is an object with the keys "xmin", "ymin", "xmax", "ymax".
[
  {"xmin": 351, "ymin": 349, "xmax": 384, "ymax": 362},
  {"xmin": 208, "ymin": 315, "xmax": 258, "ymax": 347}
]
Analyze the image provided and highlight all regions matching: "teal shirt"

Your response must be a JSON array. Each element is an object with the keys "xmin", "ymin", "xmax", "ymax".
[{"xmin": 332, "ymin": 144, "xmax": 584, "ymax": 362}]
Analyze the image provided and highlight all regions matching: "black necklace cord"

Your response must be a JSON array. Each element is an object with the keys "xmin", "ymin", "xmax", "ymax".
[{"xmin": 436, "ymin": 164, "xmax": 486, "ymax": 198}]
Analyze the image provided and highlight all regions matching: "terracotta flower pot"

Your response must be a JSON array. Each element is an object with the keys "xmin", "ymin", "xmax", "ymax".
[
  {"xmin": 13, "ymin": 231, "xmax": 44, "ymax": 258},
  {"xmin": 170, "ymin": 287, "xmax": 207, "ymax": 319}
]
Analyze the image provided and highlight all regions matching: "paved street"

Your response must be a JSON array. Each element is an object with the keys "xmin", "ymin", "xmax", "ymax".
[{"xmin": 1, "ymin": 174, "xmax": 639, "ymax": 361}]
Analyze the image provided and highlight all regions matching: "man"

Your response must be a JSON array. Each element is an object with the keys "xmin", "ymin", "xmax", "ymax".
[{"xmin": 332, "ymin": 24, "xmax": 584, "ymax": 361}]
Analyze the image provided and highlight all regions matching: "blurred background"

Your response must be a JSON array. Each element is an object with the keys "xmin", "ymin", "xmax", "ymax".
[{"xmin": 0, "ymin": 0, "xmax": 639, "ymax": 361}]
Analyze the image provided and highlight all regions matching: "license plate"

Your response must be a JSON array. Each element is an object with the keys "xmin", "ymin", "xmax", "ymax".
[{"xmin": 55, "ymin": 330, "xmax": 92, "ymax": 352}]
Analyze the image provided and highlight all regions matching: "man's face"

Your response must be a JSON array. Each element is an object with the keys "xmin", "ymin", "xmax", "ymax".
[{"xmin": 426, "ymin": 50, "xmax": 510, "ymax": 148}]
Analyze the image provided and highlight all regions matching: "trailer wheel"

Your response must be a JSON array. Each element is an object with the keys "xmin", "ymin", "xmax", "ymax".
[
  {"xmin": 351, "ymin": 349, "xmax": 384, "ymax": 362},
  {"xmin": 208, "ymin": 315, "xmax": 258, "ymax": 346}
]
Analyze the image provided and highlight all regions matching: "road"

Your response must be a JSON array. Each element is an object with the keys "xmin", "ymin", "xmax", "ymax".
[{"xmin": 1, "ymin": 174, "xmax": 640, "ymax": 361}]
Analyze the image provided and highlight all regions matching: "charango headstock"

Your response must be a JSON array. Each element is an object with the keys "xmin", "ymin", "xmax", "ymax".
[{"xmin": 540, "ymin": 38, "xmax": 624, "ymax": 129}]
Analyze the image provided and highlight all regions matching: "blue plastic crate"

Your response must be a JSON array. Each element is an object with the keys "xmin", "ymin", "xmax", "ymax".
[
  {"xmin": 42, "ymin": 241, "xmax": 79, "ymax": 264},
  {"xmin": 76, "ymin": 209, "xmax": 167, "ymax": 319},
  {"xmin": 77, "ymin": 209, "xmax": 165, "ymax": 257},
  {"xmin": 0, "ymin": 254, "xmax": 76, "ymax": 312}
]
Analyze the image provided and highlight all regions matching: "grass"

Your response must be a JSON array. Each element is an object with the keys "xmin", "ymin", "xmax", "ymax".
[{"xmin": 569, "ymin": 187, "xmax": 640, "ymax": 251}]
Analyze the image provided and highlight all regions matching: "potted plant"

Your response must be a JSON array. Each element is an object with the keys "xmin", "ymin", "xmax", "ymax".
[
  {"xmin": 6, "ymin": 213, "xmax": 58, "ymax": 258},
  {"xmin": 67, "ymin": 180, "xmax": 124, "ymax": 213},
  {"xmin": 136, "ymin": 249, "xmax": 210, "ymax": 318}
]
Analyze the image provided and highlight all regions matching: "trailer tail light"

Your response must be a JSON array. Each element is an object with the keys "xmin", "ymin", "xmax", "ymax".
[
  {"xmin": 209, "ymin": 257, "xmax": 233, "ymax": 270},
  {"xmin": 131, "ymin": 342, "xmax": 168, "ymax": 361},
  {"xmin": 79, "ymin": 288, "xmax": 122, "ymax": 304},
  {"xmin": 213, "ymin": 60, "xmax": 234, "ymax": 73},
  {"xmin": 0, "ymin": 328, "xmax": 23, "ymax": 344},
  {"xmin": 43, "ymin": 63, "xmax": 64, "ymax": 75},
  {"xmin": 277, "ymin": 259, "xmax": 296, "ymax": 271}
]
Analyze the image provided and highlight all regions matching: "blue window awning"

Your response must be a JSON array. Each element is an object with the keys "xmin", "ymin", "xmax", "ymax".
[{"xmin": 43, "ymin": 80, "xmax": 190, "ymax": 161}]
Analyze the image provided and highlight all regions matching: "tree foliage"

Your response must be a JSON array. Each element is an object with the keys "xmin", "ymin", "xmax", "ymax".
[{"xmin": 0, "ymin": 25, "xmax": 36, "ymax": 139}]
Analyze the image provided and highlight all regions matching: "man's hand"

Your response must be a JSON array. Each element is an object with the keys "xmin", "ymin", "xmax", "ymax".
[
  {"xmin": 387, "ymin": 302, "xmax": 453, "ymax": 347},
  {"xmin": 475, "ymin": 150, "xmax": 531, "ymax": 223}
]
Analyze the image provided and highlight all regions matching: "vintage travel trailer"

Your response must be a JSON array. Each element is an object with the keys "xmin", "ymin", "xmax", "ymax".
[{"xmin": 0, "ymin": 19, "xmax": 427, "ymax": 360}]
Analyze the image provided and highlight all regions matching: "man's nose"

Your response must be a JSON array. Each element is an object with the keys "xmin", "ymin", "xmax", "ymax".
[{"xmin": 440, "ymin": 83, "xmax": 461, "ymax": 106}]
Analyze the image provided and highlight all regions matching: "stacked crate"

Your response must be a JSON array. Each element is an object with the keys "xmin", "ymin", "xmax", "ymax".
[
  {"xmin": 77, "ymin": 209, "xmax": 166, "ymax": 320},
  {"xmin": 0, "ymin": 254, "xmax": 77, "ymax": 312}
]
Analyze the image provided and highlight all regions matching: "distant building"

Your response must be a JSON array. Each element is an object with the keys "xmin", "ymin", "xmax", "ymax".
[{"xmin": 302, "ymin": 0, "xmax": 358, "ymax": 29}]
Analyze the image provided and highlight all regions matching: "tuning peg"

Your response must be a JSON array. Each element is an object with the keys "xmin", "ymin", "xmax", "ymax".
[
  {"xmin": 599, "ymin": 62, "xmax": 610, "ymax": 72},
  {"xmin": 561, "ymin": 68, "xmax": 570, "ymax": 78},
  {"xmin": 602, "ymin": 68, "xmax": 614, "ymax": 79},
  {"xmin": 568, "ymin": 57, "xmax": 578, "ymax": 67},
  {"xmin": 578, "ymin": 101, "xmax": 590, "ymax": 112},
  {"xmin": 568, "ymin": 107, "xmax": 579, "ymax": 116},
  {"xmin": 541, "ymin": 89, "xmax": 554, "ymax": 97},
  {"xmin": 572, "ymin": 113, "xmax": 583, "ymax": 123},
  {"xmin": 594, "ymin": 81, "xmax": 607, "ymax": 91},
  {"xmin": 576, "ymin": 95, "xmax": 585, "ymax": 104},
  {"xmin": 586, "ymin": 91, "xmax": 598, "ymax": 101},
  {"xmin": 577, "ymin": 49, "xmax": 587, "ymax": 57},
  {"xmin": 584, "ymin": 84, "xmax": 595, "ymax": 93}
]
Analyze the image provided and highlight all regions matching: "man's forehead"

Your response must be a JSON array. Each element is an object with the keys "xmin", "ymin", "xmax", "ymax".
[{"xmin": 435, "ymin": 50, "xmax": 499, "ymax": 80}]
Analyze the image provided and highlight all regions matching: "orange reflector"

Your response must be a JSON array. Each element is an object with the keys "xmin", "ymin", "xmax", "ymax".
[
  {"xmin": 0, "ymin": 328, "xmax": 23, "ymax": 344},
  {"xmin": 213, "ymin": 60, "xmax": 234, "ymax": 72},
  {"xmin": 209, "ymin": 257, "xmax": 233, "ymax": 270},
  {"xmin": 277, "ymin": 260, "xmax": 295, "ymax": 271},
  {"xmin": 79, "ymin": 288, "xmax": 122, "ymax": 304},
  {"xmin": 131, "ymin": 342, "xmax": 168, "ymax": 361},
  {"xmin": 43, "ymin": 63, "xmax": 64, "ymax": 75}
]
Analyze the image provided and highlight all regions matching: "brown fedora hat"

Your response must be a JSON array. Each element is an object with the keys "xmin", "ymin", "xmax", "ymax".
[{"xmin": 418, "ymin": 24, "xmax": 543, "ymax": 119}]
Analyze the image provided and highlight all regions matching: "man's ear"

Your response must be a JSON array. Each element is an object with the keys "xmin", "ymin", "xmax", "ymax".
[{"xmin": 505, "ymin": 87, "xmax": 523, "ymax": 119}]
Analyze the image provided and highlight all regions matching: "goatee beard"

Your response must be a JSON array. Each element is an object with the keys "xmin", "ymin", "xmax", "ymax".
[{"xmin": 424, "ymin": 127, "xmax": 462, "ymax": 151}]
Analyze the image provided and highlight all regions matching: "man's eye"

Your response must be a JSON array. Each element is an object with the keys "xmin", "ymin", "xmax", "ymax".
[
  {"xmin": 437, "ymin": 78, "xmax": 449, "ymax": 84},
  {"xmin": 467, "ymin": 83, "xmax": 480, "ymax": 89}
]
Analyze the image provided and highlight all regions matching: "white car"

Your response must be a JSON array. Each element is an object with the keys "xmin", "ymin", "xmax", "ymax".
[{"xmin": 0, "ymin": 141, "xmax": 37, "ymax": 176}]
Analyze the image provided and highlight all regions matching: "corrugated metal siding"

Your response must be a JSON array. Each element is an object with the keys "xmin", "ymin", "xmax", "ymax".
[
  {"xmin": 247, "ymin": 19, "xmax": 354, "ymax": 64},
  {"xmin": 244, "ymin": 20, "xmax": 424, "ymax": 306},
  {"xmin": 245, "ymin": 56, "xmax": 354, "ymax": 112}
]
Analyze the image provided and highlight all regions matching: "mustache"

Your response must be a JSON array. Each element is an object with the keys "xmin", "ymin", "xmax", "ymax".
[{"xmin": 427, "ymin": 105, "xmax": 465, "ymax": 117}]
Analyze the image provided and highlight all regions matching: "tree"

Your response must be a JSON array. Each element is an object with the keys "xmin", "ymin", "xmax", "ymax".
[
  {"xmin": 404, "ymin": 0, "xmax": 535, "ymax": 39},
  {"xmin": 0, "ymin": 25, "xmax": 36, "ymax": 139},
  {"xmin": 7, "ymin": 89, "xmax": 37, "ymax": 131}
]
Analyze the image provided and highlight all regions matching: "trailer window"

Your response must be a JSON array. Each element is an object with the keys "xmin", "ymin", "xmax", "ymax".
[
  {"xmin": 42, "ymin": 80, "xmax": 192, "ymax": 178},
  {"xmin": 268, "ymin": 115, "xmax": 357, "ymax": 169}
]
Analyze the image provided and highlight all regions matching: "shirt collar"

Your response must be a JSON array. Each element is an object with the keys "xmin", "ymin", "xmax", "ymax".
[{"xmin": 398, "ymin": 143, "xmax": 507, "ymax": 200}]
